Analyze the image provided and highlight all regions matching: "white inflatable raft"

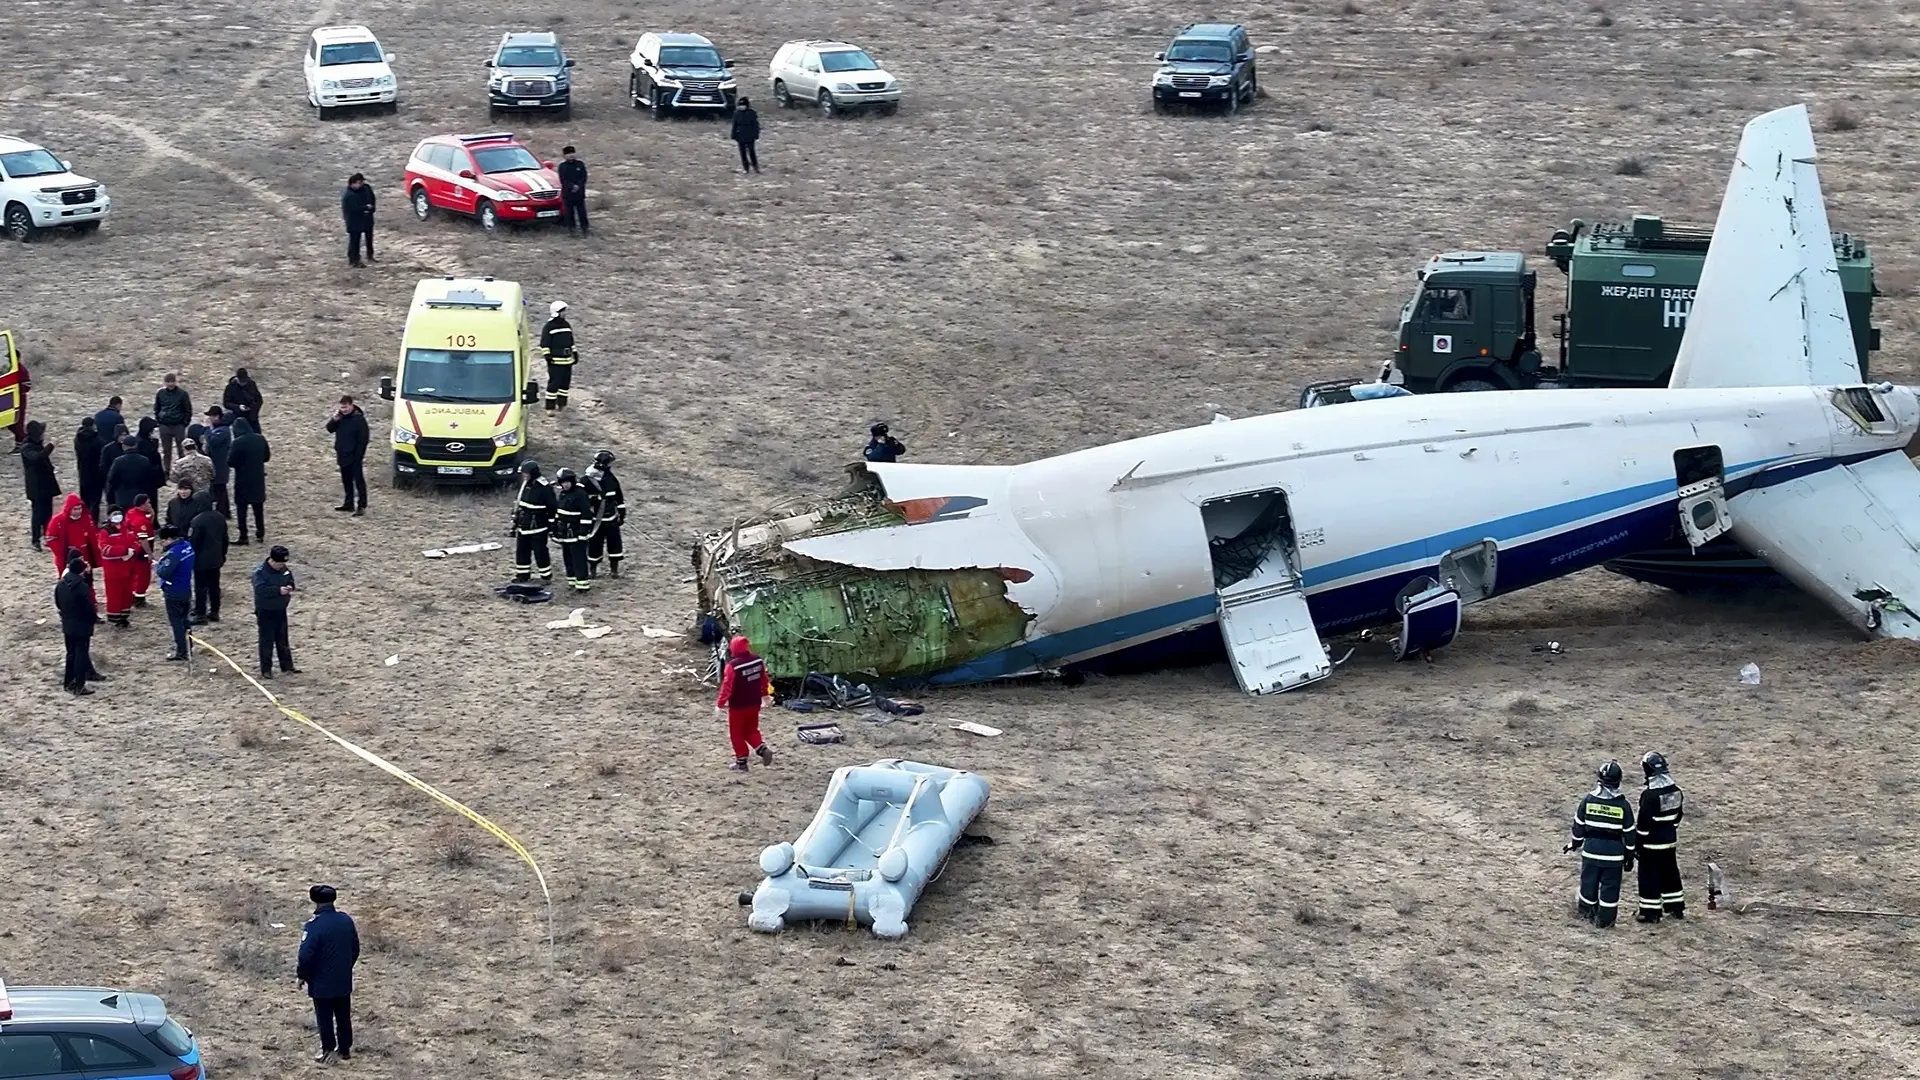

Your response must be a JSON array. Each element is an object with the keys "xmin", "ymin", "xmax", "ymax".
[{"xmin": 749, "ymin": 759, "xmax": 990, "ymax": 938}]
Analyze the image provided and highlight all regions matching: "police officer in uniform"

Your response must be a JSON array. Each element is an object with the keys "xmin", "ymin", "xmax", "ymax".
[
  {"xmin": 540, "ymin": 301, "xmax": 577, "ymax": 412},
  {"xmin": 552, "ymin": 467, "xmax": 594, "ymax": 592},
  {"xmin": 863, "ymin": 422, "xmax": 905, "ymax": 463},
  {"xmin": 510, "ymin": 460, "xmax": 556, "ymax": 583},
  {"xmin": 1634, "ymin": 751, "xmax": 1686, "ymax": 922},
  {"xmin": 1565, "ymin": 759, "xmax": 1636, "ymax": 927},
  {"xmin": 583, "ymin": 449, "xmax": 626, "ymax": 578}
]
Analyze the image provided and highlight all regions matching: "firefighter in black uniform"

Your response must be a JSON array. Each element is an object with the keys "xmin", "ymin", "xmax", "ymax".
[
  {"xmin": 540, "ymin": 301, "xmax": 577, "ymax": 412},
  {"xmin": 510, "ymin": 460, "xmax": 556, "ymax": 583},
  {"xmin": 1634, "ymin": 751, "xmax": 1686, "ymax": 922},
  {"xmin": 1565, "ymin": 759, "xmax": 1636, "ymax": 927},
  {"xmin": 583, "ymin": 449, "xmax": 625, "ymax": 578},
  {"xmin": 552, "ymin": 467, "xmax": 594, "ymax": 592}
]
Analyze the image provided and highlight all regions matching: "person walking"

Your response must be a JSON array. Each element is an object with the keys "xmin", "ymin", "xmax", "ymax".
[
  {"xmin": 43, "ymin": 493, "xmax": 99, "ymax": 592},
  {"xmin": 223, "ymin": 368, "xmax": 263, "ymax": 435},
  {"xmin": 1565, "ymin": 759, "xmax": 1637, "ymax": 928},
  {"xmin": 97, "ymin": 509, "xmax": 140, "ymax": 628},
  {"xmin": 509, "ymin": 460, "xmax": 555, "ymax": 583},
  {"xmin": 153, "ymin": 373, "xmax": 193, "ymax": 473},
  {"xmin": 325, "ymin": 396, "xmax": 369, "ymax": 516},
  {"xmin": 557, "ymin": 145, "xmax": 589, "ymax": 236},
  {"xmin": 188, "ymin": 490, "xmax": 227, "ymax": 624},
  {"xmin": 54, "ymin": 552, "xmax": 100, "ymax": 696},
  {"xmin": 252, "ymin": 544, "xmax": 299, "ymax": 677},
  {"xmin": 552, "ymin": 467, "xmax": 594, "ymax": 592},
  {"xmin": 715, "ymin": 635, "xmax": 775, "ymax": 772},
  {"xmin": 730, "ymin": 97, "xmax": 761, "ymax": 174},
  {"xmin": 93, "ymin": 396, "xmax": 125, "ymax": 441},
  {"xmin": 203, "ymin": 406, "xmax": 233, "ymax": 518},
  {"xmin": 342, "ymin": 172, "xmax": 377, "ymax": 266},
  {"xmin": 227, "ymin": 417, "xmax": 271, "ymax": 544},
  {"xmin": 583, "ymin": 448, "xmax": 625, "ymax": 578},
  {"xmin": 153, "ymin": 524, "xmax": 196, "ymax": 662},
  {"xmin": 168, "ymin": 435, "xmax": 214, "ymax": 495},
  {"xmin": 538, "ymin": 301, "xmax": 577, "ymax": 411},
  {"xmin": 125, "ymin": 495, "xmax": 156, "ymax": 607},
  {"xmin": 863, "ymin": 422, "xmax": 906, "ymax": 463},
  {"xmin": 105, "ymin": 431, "xmax": 149, "ymax": 513},
  {"xmin": 21, "ymin": 420, "xmax": 58, "ymax": 549},
  {"xmin": 74, "ymin": 416, "xmax": 107, "ymax": 521},
  {"xmin": 1633, "ymin": 751, "xmax": 1687, "ymax": 922},
  {"xmin": 296, "ymin": 884, "xmax": 360, "ymax": 1066}
]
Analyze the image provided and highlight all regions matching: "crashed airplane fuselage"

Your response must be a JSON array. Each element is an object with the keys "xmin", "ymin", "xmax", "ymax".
[{"xmin": 695, "ymin": 104, "xmax": 1920, "ymax": 693}]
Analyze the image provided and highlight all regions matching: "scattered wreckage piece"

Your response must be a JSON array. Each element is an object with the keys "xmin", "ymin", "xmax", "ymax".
[
  {"xmin": 424, "ymin": 541, "xmax": 504, "ymax": 558},
  {"xmin": 748, "ymin": 759, "xmax": 990, "ymax": 938}
]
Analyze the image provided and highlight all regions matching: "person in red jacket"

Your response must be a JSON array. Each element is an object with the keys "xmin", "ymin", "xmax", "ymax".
[
  {"xmin": 44, "ymin": 494, "xmax": 101, "ymax": 612},
  {"xmin": 96, "ymin": 511, "xmax": 142, "ymax": 627},
  {"xmin": 124, "ymin": 496, "xmax": 156, "ymax": 606},
  {"xmin": 715, "ymin": 635, "xmax": 775, "ymax": 773}
]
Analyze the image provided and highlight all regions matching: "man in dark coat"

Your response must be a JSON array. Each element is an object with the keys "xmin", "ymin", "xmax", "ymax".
[
  {"xmin": 74, "ymin": 416, "xmax": 107, "ymax": 520},
  {"xmin": 557, "ymin": 145, "xmax": 589, "ymax": 236},
  {"xmin": 223, "ymin": 369, "xmax": 263, "ymax": 434},
  {"xmin": 134, "ymin": 417, "xmax": 165, "ymax": 508},
  {"xmin": 203, "ymin": 406, "xmax": 233, "ymax": 518},
  {"xmin": 105, "ymin": 432, "xmax": 151, "ymax": 514},
  {"xmin": 227, "ymin": 417, "xmax": 271, "ymax": 543},
  {"xmin": 153, "ymin": 372, "xmax": 193, "ymax": 473},
  {"xmin": 165, "ymin": 480, "xmax": 199, "ymax": 533},
  {"xmin": 20, "ymin": 420, "xmax": 59, "ymax": 549},
  {"xmin": 252, "ymin": 544, "xmax": 298, "ymax": 676},
  {"xmin": 54, "ymin": 552, "xmax": 100, "ymax": 696},
  {"xmin": 863, "ymin": 422, "xmax": 906, "ymax": 463},
  {"xmin": 96, "ymin": 423, "xmax": 127, "ymax": 489},
  {"xmin": 325, "ymin": 395, "xmax": 369, "ymax": 515},
  {"xmin": 296, "ymin": 883, "xmax": 361, "ymax": 1065},
  {"xmin": 730, "ymin": 97, "xmax": 761, "ymax": 173},
  {"xmin": 92, "ymin": 396, "xmax": 125, "ymax": 441},
  {"xmin": 342, "ymin": 173, "xmax": 377, "ymax": 266},
  {"xmin": 188, "ymin": 490, "xmax": 227, "ymax": 624}
]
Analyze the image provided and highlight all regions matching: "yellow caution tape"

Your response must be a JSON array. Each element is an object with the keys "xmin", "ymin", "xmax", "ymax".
[{"xmin": 188, "ymin": 632, "xmax": 554, "ymax": 959}]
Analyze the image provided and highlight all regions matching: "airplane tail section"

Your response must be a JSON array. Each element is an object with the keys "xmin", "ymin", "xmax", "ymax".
[{"xmin": 1668, "ymin": 103, "xmax": 1860, "ymax": 390}]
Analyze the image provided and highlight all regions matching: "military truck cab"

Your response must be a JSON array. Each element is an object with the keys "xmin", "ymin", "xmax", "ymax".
[{"xmin": 1382, "ymin": 214, "xmax": 1879, "ymax": 394}]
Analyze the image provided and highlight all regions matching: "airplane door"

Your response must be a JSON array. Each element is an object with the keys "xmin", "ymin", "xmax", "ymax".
[
  {"xmin": 1393, "ymin": 577, "xmax": 1462, "ymax": 661},
  {"xmin": 1674, "ymin": 445, "xmax": 1731, "ymax": 549},
  {"xmin": 1202, "ymin": 490, "xmax": 1332, "ymax": 695}
]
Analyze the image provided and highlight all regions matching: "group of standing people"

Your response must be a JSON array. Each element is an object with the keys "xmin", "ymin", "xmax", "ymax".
[
  {"xmin": 1566, "ymin": 752, "xmax": 1687, "ymax": 928},
  {"xmin": 508, "ymin": 451, "xmax": 627, "ymax": 592}
]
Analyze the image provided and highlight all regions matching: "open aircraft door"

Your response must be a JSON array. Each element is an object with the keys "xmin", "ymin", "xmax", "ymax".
[
  {"xmin": 1203, "ymin": 489, "xmax": 1332, "ymax": 695},
  {"xmin": 0, "ymin": 330, "xmax": 23, "ymax": 443}
]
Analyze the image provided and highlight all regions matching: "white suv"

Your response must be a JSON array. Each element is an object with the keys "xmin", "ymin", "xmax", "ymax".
[
  {"xmin": 304, "ymin": 25, "xmax": 399, "ymax": 118},
  {"xmin": 768, "ymin": 40, "xmax": 902, "ymax": 116},
  {"xmin": 0, "ymin": 135, "xmax": 111, "ymax": 242}
]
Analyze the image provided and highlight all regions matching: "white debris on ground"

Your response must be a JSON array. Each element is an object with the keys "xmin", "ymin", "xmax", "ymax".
[
  {"xmin": 642, "ymin": 626, "xmax": 683, "ymax": 638},
  {"xmin": 951, "ymin": 721, "xmax": 1003, "ymax": 738},
  {"xmin": 547, "ymin": 608, "xmax": 589, "ymax": 630},
  {"xmin": 423, "ymin": 541, "xmax": 504, "ymax": 558}
]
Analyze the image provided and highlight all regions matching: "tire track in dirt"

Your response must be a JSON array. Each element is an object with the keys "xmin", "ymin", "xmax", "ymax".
[
  {"xmin": 124, "ymin": 0, "xmax": 343, "ymax": 180},
  {"xmin": 67, "ymin": 107, "xmax": 472, "ymax": 278}
]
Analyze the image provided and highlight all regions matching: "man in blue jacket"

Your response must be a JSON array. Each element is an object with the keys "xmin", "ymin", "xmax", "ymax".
[
  {"xmin": 152, "ymin": 524, "xmax": 195, "ymax": 662},
  {"xmin": 296, "ymin": 883, "xmax": 361, "ymax": 1065},
  {"xmin": 202, "ymin": 406, "xmax": 233, "ymax": 518}
]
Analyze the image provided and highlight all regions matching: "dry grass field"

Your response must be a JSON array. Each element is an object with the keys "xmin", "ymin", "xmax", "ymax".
[{"xmin": 7, "ymin": 0, "xmax": 1920, "ymax": 1076}]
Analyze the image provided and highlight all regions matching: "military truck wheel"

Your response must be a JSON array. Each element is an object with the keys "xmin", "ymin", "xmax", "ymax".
[{"xmin": 1446, "ymin": 378, "xmax": 1501, "ymax": 393}]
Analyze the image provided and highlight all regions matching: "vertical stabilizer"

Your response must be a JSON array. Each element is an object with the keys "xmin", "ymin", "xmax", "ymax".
[{"xmin": 1668, "ymin": 104, "xmax": 1859, "ymax": 389}]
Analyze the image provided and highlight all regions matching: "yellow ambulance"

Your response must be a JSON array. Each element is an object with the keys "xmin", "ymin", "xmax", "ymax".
[{"xmin": 379, "ymin": 277, "xmax": 538, "ymax": 486}]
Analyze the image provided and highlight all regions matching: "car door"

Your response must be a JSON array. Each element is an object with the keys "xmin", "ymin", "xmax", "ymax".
[
  {"xmin": 442, "ymin": 146, "xmax": 478, "ymax": 215},
  {"xmin": 796, "ymin": 48, "xmax": 821, "ymax": 97},
  {"xmin": 0, "ymin": 1031, "xmax": 81, "ymax": 1080},
  {"xmin": 61, "ymin": 1031, "xmax": 164, "ymax": 1080}
]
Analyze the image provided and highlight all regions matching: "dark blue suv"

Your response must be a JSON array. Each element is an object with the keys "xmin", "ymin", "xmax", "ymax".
[
  {"xmin": 0, "ymin": 982, "xmax": 205, "ymax": 1080},
  {"xmin": 1151, "ymin": 23, "xmax": 1258, "ymax": 113}
]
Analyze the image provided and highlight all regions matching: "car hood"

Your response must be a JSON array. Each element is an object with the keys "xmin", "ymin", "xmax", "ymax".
[
  {"xmin": 319, "ymin": 60, "xmax": 393, "ymax": 81},
  {"xmin": 495, "ymin": 64, "xmax": 568, "ymax": 80},
  {"xmin": 823, "ymin": 67, "xmax": 896, "ymax": 84},
  {"xmin": 478, "ymin": 167, "xmax": 560, "ymax": 195},
  {"xmin": 1158, "ymin": 61, "xmax": 1234, "ymax": 76},
  {"xmin": 32, "ymin": 171, "xmax": 101, "ymax": 190},
  {"xmin": 406, "ymin": 402, "xmax": 513, "ymax": 438},
  {"xmin": 661, "ymin": 65, "xmax": 731, "ymax": 82}
]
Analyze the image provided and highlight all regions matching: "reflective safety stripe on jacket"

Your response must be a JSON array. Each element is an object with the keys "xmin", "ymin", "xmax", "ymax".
[
  {"xmin": 1570, "ymin": 792, "xmax": 1636, "ymax": 861},
  {"xmin": 1636, "ymin": 783, "xmax": 1684, "ymax": 850}
]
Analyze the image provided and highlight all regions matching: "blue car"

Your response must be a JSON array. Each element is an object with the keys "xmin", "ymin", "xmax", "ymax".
[{"xmin": 0, "ymin": 981, "xmax": 205, "ymax": 1079}]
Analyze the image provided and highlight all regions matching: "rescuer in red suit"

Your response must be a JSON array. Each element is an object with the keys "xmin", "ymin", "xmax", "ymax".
[{"xmin": 715, "ymin": 635, "xmax": 775, "ymax": 773}]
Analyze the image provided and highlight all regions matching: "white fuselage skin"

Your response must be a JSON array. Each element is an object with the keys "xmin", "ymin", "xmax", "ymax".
[{"xmin": 792, "ymin": 385, "xmax": 1919, "ymax": 681}]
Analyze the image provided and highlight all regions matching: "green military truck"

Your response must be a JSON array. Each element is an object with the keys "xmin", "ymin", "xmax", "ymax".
[{"xmin": 1301, "ymin": 214, "xmax": 1880, "ymax": 405}]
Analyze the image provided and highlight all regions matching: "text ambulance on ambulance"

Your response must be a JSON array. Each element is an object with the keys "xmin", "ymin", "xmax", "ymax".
[{"xmin": 379, "ymin": 277, "xmax": 539, "ymax": 486}]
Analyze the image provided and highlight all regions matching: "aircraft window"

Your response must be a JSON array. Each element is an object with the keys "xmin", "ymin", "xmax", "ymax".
[
  {"xmin": 1831, "ymin": 386, "xmax": 1890, "ymax": 432},
  {"xmin": 1417, "ymin": 287, "xmax": 1472, "ymax": 321}
]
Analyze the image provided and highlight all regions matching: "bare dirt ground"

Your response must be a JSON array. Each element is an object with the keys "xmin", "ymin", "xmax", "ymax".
[{"xmin": 6, "ymin": 0, "xmax": 1920, "ymax": 1076}]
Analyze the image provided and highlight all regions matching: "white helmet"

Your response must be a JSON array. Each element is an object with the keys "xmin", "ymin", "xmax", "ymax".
[{"xmin": 550, "ymin": 300, "xmax": 568, "ymax": 316}]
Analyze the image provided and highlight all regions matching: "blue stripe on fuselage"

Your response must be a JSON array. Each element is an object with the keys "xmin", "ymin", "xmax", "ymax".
[{"xmin": 923, "ymin": 453, "xmax": 1871, "ymax": 684}]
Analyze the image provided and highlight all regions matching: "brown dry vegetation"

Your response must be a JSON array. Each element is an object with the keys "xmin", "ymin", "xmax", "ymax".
[{"xmin": 6, "ymin": 0, "xmax": 1920, "ymax": 1077}]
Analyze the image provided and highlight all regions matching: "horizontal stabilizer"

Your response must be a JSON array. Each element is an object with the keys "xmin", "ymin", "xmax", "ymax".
[
  {"xmin": 1729, "ymin": 452, "xmax": 1920, "ymax": 637},
  {"xmin": 1668, "ymin": 103, "xmax": 1860, "ymax": 390}
]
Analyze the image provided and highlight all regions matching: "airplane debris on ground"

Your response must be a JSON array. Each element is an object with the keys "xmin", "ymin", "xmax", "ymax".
[
  {"xmin": 693, "ymin": 105, "xmax": 1920, "ymax": 696},
  {"xmin": 424, "ymin": 541, "xmax": 503, "ymax": 558}
]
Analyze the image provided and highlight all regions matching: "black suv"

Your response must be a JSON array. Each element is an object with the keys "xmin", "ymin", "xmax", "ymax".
[
  {"xmin": 1151, "ymin": 23, "xmax": 1257, "ymax": 113},
  {"xmin": 487, "ymin": 31, "xmax": 574, "ymax": 118}
]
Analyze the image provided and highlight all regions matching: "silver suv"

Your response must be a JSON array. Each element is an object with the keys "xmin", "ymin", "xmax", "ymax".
[
  {"xmin": 487, "ymin": 31, "xmax": 574, "ymax": 118},
  {"xmin": 768, "ymin": 40, "xmax": 901, "ymax": 116}
]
